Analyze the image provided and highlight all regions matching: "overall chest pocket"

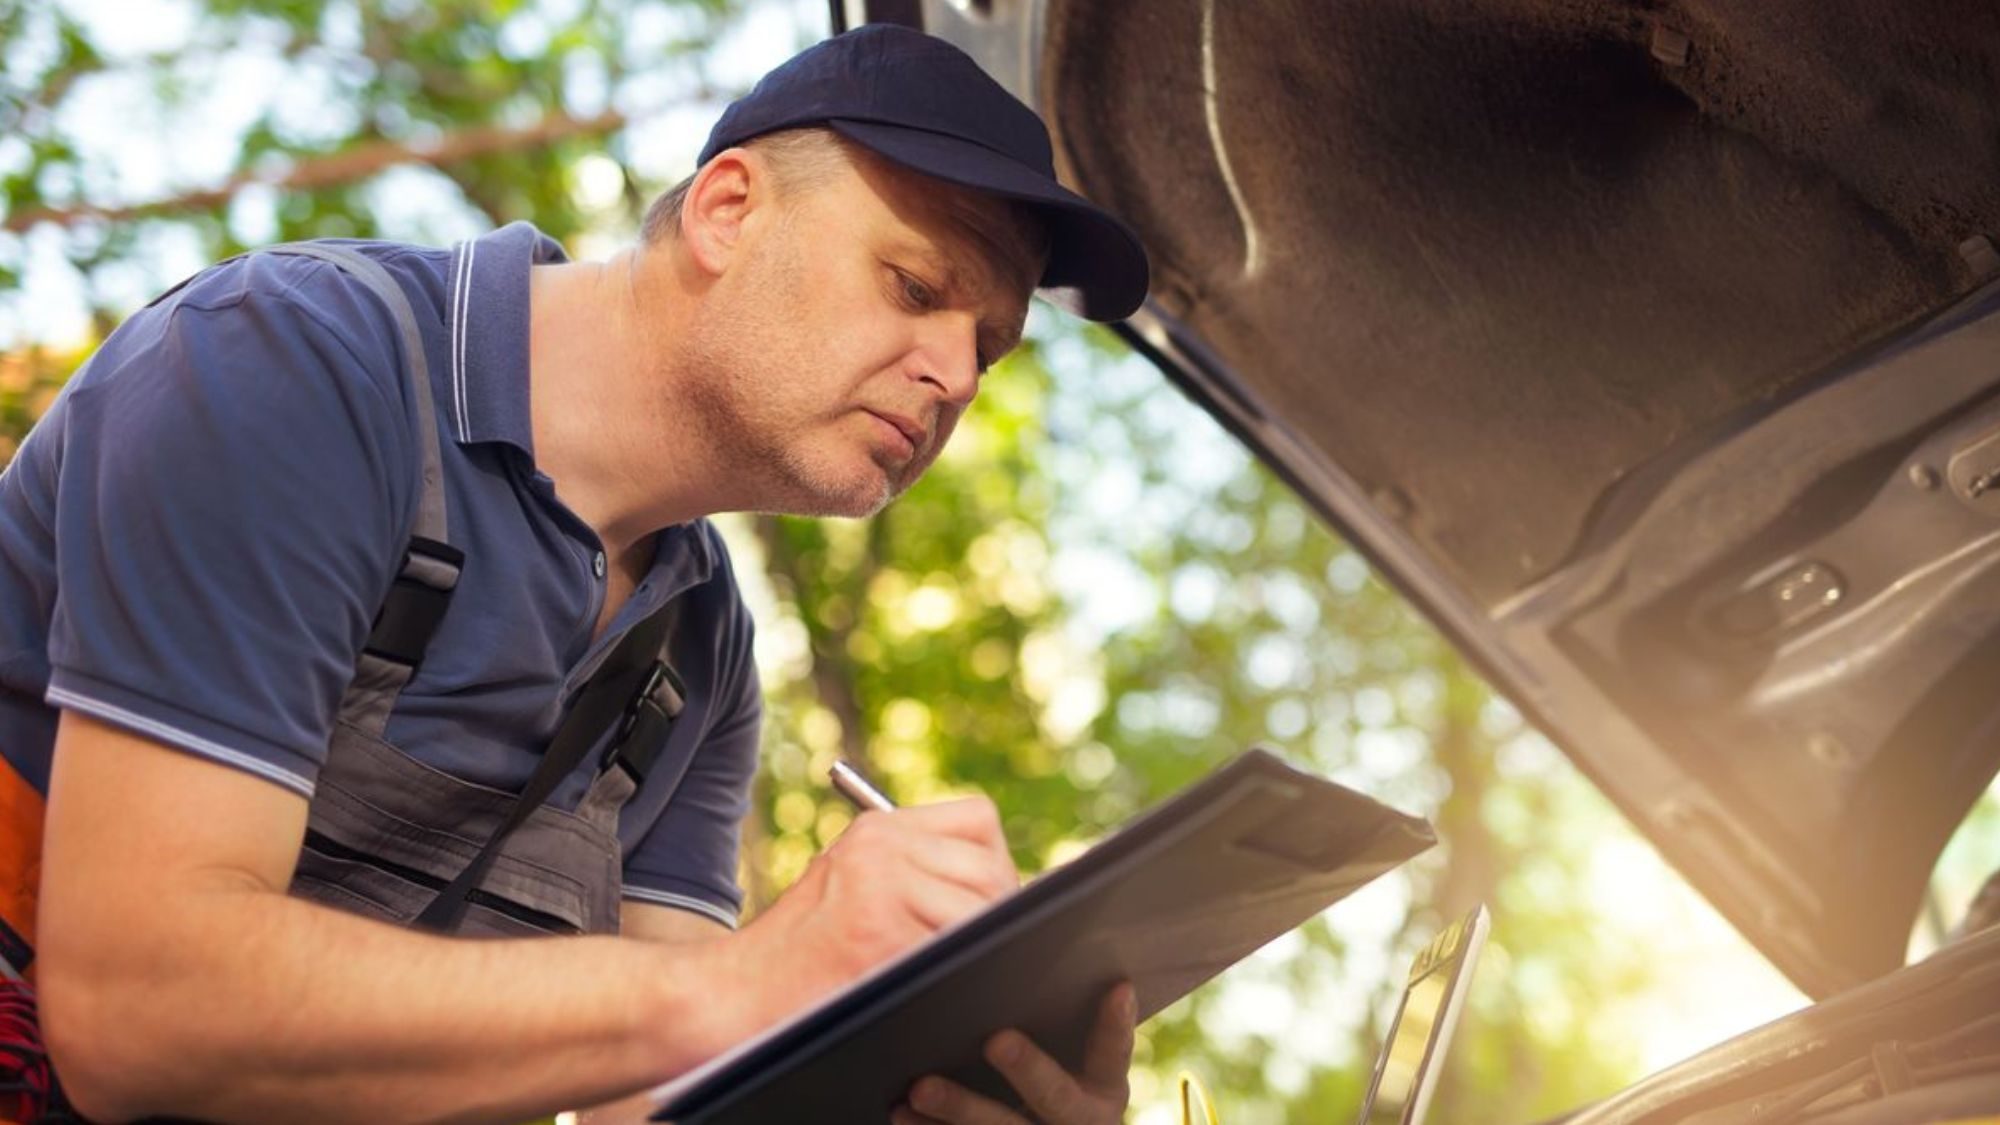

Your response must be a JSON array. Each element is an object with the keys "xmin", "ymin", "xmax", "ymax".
[{"xmin": 288, "ymin": 722, "xmax": 632, "ymax": 938}]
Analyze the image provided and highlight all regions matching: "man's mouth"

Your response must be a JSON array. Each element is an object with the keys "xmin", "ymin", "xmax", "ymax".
[{"xmin": 865, "ymin": 409, "xmax": 927, "ymax": 459}]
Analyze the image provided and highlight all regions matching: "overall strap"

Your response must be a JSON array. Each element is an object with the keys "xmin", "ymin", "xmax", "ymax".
[
  {"xmin": 259, "ymin": 244, "xmax": 450, "ymax": 547},
  {"xmin": 257, "ymin": 243, "xmax": 465, "ymax": 734}
]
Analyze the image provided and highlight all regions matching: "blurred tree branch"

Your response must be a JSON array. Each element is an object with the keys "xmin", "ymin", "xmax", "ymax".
[
  {"xmin": 4, "ymin": 108, "xmax": 627, "ymax": 234},
  {"xmin": 752, "ymin": 514, "xmax": 878, "ymax": 771}
]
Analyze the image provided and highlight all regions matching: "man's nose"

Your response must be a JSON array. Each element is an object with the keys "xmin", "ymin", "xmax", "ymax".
[{"xmin": 911, "ymin": 315, "xmax": 981, "ymax": 409}]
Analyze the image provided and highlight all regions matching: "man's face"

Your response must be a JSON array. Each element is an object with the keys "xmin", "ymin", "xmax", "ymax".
[{"xmin": 679, "ymin": 146, "xmax": 1039, "ymax": 518}]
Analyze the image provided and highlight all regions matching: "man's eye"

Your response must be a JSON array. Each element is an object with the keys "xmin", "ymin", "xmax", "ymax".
[{"xmin": 897, "ymin": 271, "xmax": 937, "ymax": 310}]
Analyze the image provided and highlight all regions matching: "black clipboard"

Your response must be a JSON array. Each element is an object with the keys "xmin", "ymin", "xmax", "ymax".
[{"xmin": 650, "ymin": 747, "xmax": 1435, "ymax": 1123}]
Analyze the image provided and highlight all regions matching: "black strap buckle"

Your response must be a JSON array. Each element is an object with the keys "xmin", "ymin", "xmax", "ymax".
[
  {"xmin": 602, "ymin": 660, "xmax": 686, "ymax": 783},
  {"xmin": 363, "ymin": 536, "xmax": 466, "ymax": 669}
]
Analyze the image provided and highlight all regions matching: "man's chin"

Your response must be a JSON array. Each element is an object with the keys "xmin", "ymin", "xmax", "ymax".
[
  {"xmin": 762, "ymin": 472, "xmax": 898, "ymax": 519},
  {"xmin": 745, "ymin": 447, "xmax": 922, "ymax": 518},
  {"xmin": 820, "ymin": 488, "xmax": 894, "ymax": 520}
]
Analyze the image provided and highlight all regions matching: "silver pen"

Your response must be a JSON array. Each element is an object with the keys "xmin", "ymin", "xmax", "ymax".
[{"xmin": 829, "ymin": 758, "xmax": 897, "ymax": 812}]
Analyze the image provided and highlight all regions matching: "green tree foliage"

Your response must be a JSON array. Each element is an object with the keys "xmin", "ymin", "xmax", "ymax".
[
  {"xmin": 1, "ymin": 0, "xmax": 747, "ymax": 332},
  {"xmin": 0, "ymin": 341, "xmax": 80, "ymax": 461}
]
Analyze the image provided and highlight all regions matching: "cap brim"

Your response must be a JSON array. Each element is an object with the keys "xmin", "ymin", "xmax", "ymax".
[{"xmin": 828, "ymin": 118, "xmax": 1151, "ymax": 322}]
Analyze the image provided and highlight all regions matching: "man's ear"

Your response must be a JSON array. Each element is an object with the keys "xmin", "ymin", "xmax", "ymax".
[{"xmin": 679, "ymin": 149, "xmax": 762, "ymax": 278}]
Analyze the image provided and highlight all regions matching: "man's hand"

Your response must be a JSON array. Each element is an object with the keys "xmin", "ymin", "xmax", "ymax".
[
  {"xmin": 891, "ymin": 982, "xmax": 1137, "ymax": 1125},
  {"xmin": 723, "ymin": 797, "xmax": 1021, "ymax": 1032}
]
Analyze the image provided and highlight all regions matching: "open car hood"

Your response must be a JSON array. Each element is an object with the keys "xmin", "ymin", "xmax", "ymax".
[{"xmin": 867, "ymin": 0, "xmax": 2000, "ymax": 999}]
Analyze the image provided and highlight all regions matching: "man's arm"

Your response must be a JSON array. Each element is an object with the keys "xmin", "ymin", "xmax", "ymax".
[
  {"xmin": 570, "ymin": 904, "xmax": 734, "ymax": 1125},
  {"xmin": 38, "ymin": 714, "xmax": 1018, "ymax": 1124},
  {"xmin": 38, "ymin": 714, "xmax": 739, "ymax": 1124}
]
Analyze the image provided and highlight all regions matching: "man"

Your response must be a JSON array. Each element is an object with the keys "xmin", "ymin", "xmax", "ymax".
[{"xmin": 0, "ymin": 23, "xmax": 1149, "ymax": 1125}]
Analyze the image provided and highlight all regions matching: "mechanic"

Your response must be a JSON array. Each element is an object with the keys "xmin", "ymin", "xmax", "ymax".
[{"xmin": 0, "ymin": 24, "xmax": 1149, "ymax": 1125}]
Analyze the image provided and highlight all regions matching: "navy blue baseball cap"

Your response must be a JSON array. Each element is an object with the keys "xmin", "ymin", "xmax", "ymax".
[{"xmin": 698, "ymin": 24, "xmax": 1150, "ymax": 322}]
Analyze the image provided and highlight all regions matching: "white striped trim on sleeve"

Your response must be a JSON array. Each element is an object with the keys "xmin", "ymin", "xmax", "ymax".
[
  {"xmin": 45, "ymin": 686, "xmax": 316, "ymax": 799},
  {"xmin": 449, "ymin": 238, "xmax": 475, "ymax": 442},
  {"xmin": 621, "ymin": 885, "xmax": 740, "ymax": 930}
]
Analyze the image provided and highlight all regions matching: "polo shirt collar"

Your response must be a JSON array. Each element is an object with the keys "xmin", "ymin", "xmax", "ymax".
[
  {"xmin": 441, "ymin": 222, "xmax": 718, "ymax": 597},
  {"xmin": 444, "ymin": 221, "xmax": 569, "ymax": 455}
]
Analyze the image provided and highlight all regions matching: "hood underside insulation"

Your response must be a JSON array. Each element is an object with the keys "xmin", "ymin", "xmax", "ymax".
[{"xmin": 1044, "ymin": 0, "xmax": 2000, "ymax": 608}]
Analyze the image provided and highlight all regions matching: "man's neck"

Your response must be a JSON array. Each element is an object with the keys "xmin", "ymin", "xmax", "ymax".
[{"xmin": 526, "ymin": 248, "xmax": 716, "ymax": 558}]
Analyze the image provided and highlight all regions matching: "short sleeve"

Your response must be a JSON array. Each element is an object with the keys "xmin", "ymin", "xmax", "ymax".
[
  {"xmin": 43, "ymin": 256, "xmax": 416, "ymax": 796},
  {"xmin": 620, "ymin": 530, "xmax": 762, "ymax": 928}
]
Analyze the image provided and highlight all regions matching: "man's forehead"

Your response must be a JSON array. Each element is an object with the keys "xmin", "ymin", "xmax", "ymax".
[
  {"xmin": 949, "ymin": 211, "xmax": 1042, "ymax": 303},
  {"xmin": 894, "ymin": 229, "xmax": 1028, "ymax": 309},
  {"xmin": 841, "ymin": 148, "xmax": 1045, "ymax": 298}
]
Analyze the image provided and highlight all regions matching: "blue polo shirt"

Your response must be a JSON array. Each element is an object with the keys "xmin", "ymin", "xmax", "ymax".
[{"xmin": 0, "ymin": 222, "xmax": 759, "ymax": 929}]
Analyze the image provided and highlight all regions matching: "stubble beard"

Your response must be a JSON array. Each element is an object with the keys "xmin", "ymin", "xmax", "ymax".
[{"xmin": 679, "ymin": 273, "xmax": 903, "ymax": 519}]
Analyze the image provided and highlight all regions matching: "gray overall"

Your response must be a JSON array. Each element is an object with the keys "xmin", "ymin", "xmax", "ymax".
[{"xmin": 257, "ymin": 244, "xmax": 646, "ymax": 939}]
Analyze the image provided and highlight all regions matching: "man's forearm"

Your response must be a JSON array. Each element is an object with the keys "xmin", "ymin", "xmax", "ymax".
[
  {"xmin": 42, "ymin": 883, "xmax": 738, "ymax": 1124},
  {"xmin": 36, "ymin": 716, "xmax": 1012, "ymax": 1124}
]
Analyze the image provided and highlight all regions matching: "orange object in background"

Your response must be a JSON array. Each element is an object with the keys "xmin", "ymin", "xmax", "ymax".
[{"xmin": 0, "ymin": 756, "xmax": 42, "ymax": 978}]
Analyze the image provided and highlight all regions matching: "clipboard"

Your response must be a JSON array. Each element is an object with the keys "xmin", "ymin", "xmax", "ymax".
[{"xmin": 650, "ymin": 747, "xmax": 1435, "ymax": 1123}]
